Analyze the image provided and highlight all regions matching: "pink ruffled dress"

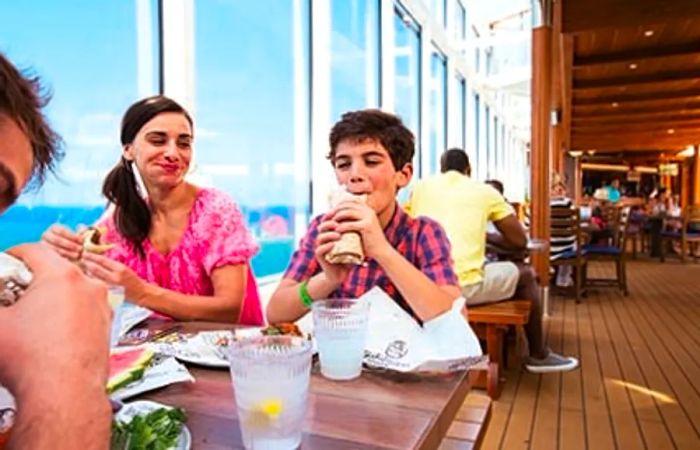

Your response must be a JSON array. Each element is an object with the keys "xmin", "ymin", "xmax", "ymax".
[{"xmin": 99, "ymin": 187, "xmax": 263, "ymax": 325}]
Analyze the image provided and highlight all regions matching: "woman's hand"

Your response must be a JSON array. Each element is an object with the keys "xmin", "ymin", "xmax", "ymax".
[
  {"xmin": 81, "ymin": 252, "xmax": 146, "ymax": 302},
  {"xmin": 314, "ymin": 215, "xmax": 352, "ymax": 286},
  {"xmin": 41, "ymin": 224, "xmax": 83, "ymax": 260}
]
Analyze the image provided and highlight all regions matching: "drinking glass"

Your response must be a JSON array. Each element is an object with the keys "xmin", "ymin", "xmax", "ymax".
[
  {"xmin": 228, "ymin": 335, "xmax": 313, "ymax": 449},
  {"xmin": 312, "ymin": 298, "xmax": 370, "ymax": 380},
  {"xmin": 107, "ymin": 285, "xmax": 125, "ymax": 347}
]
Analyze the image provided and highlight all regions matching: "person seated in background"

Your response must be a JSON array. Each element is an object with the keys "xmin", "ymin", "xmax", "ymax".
[
  {"xmin": 266, "ymin": 109, "xmax": 461, "ymax": 325},
  {"xmin": 0, "ymin": 52, "xmax": 111, "ymax": 449},
  {"xmin": 42, "ymin": 96, "xmax": 262, "ymax": 324},
  {"xmin": 405, "ymin": 148, "xmax": 578, "ymax": 373},
  {"xmin": 606, "ymin": 178, "xmax": 622, "ymax": 203},
  {"xmin": 549, "ymin": 176, "xmax": 576, "ymax": 287},
  {"xmin": 485, "ymin": 179, "xmax": 504, "ymax": 197}
]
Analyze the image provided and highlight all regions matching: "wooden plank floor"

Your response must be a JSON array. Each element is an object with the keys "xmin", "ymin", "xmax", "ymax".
[{"xmin": 479, "ymin": 259, "xmax": 700, "ymax": 449}]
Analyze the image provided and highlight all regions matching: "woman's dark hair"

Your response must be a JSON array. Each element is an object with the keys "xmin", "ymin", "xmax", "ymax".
[
  {"xmin": 328, "ymin": 109, "xmax": 414, "ymax": 170},
  {"xmin": 102, "ymin": 96, "xmax": 193, "ymax": 257},
  {"xmin": 0, "ymin": 52, "xmax": 63, "ymax": 190}
]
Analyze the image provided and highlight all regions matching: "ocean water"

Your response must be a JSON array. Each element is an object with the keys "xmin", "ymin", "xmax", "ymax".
[{"xmin": 0, "ymin": 205, "xmax": 294, "ymax": 277}]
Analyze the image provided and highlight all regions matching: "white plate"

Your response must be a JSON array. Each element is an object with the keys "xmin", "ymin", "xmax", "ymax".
[
  {"xmin": 114, "ymin": 400, "xmax": 191, "ymax": 450},
  {"xmin": 149, "ymin": 331, "xmax": 233, "ymax": 368}
]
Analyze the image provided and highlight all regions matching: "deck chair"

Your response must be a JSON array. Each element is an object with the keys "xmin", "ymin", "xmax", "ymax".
[
  {"xmin": 550, "ymin": 207, "xmax": 586, "ymax": 302},
  {"xmin": 660, "ymin": 204, "xmax": 700, "ymax": 264},
  {"xmin": 584, "ymin": 206, "xmax": 631, "ymax": 296}
]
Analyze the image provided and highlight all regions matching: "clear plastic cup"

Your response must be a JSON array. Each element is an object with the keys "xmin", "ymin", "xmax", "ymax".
[
  {"xmin": 312, "ymin": 299, "xmax": 370, "ymax": 381},
  {"xmin": 228, "ymin": 335, "xmax": 313, "ymax": 450},
  {"xmin": 107, "ymin": 285, "xmax": 125, "ymax": 347}
]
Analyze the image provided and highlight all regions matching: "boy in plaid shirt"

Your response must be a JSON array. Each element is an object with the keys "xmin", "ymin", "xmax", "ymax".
[{"xmin": 267, "ymin": 110, "xmax": 461, "ymax": 324}]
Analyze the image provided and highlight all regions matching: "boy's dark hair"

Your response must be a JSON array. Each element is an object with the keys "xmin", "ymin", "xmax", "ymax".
[
  {"xmin": 102, "ymin": 95, "xmax": 193, "ymax": 258},
  {"xmin": 328, "ymin": 109, "xmax": 414, "ymax": 170},
  {"xmin": 0, "ymin": 52, "xmax": 63, "ymax": 189},
  {"xmin": 441, "ymin": 148, "xmax": 471, "ymax": 175},
  {"xmin": 485, "ymin": 179, "xmax": 504, "ymax": 195}
]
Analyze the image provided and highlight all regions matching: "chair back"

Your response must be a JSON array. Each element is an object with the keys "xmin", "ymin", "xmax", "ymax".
[
  {"xmin": 613, "ymin": 206, "xmax": 632, "ymax": 251},
  {"xmin": 682, "ymin": 204, "xmax": 700, "ymax": 235},
  {"xmin": 550, "ymin": 206, "xmax": 583, "ymax": 260}
]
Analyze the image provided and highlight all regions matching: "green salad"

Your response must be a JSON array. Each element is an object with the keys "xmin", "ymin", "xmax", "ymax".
[{"xmin": 111, "ymin": 407, "xmax": 187, "ymax": 450}]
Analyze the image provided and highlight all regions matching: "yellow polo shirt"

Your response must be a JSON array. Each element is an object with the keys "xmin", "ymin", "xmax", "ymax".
[{"xmin": 404, "ymin": 171, "xmax": 514, "ymax": 286}]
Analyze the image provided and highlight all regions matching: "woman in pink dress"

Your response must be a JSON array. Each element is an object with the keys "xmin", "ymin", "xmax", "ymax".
[{"xmin": 42, "ymin": 96, "xmax": 263, "ymax": 324}]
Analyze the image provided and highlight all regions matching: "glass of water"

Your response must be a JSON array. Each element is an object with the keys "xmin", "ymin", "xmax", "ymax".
[
  {"xmin": 107, "ymin": 285, "xmax": 125, "ymax": 347},
  {"xmin": 228, "ymin": 335, "xmax": 313, "ymax": 450},
  {"xmin": 312, "ymin": 298, "xmax": 370, "ymax": 381}
]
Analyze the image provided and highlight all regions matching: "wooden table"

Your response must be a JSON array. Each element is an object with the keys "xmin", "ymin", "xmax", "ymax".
[{"xmin": 139, "ymin": 322, "xmax": 472, "ymax": 449}]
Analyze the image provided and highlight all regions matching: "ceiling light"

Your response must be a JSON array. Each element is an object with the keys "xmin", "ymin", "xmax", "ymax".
[
  {"xmin": 569, "ymin": 150, "xmax": 583, "ymax": 157},
  {"xmin": 628, "ymin": 63, "xmax": 638, "ymax": 70},
  {"xmin": 644, "ymin": 30, "xmax": 654, "ymax": 37},
  {"xmin": 678, "ymin": 146, "xmax": 695, "ymax": 157},
  {"xmin": 611, "ymin": 102, "xmax": 619, "ymax": 108},
  {"xmin": 667, "ymin": 128, "xmax": 675, "ymax": 134}
]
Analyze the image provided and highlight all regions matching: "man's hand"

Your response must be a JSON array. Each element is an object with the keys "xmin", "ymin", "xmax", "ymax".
[
  {"xmin": 1, "ymin": 243, "xmax": 111, "ymax": 449},
  {"xmin": 314, "ymin": 215, "xmax": 353, "ymax": 286}
]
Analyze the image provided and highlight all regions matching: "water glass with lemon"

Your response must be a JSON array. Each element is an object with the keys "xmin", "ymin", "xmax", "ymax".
[
  {"xmin": 107, "ymin": 285, "xmax": 125, "ymax": 347},
  {"xmin": 228, "ymin": 335, "xmax": 312, "ymax": 449}
]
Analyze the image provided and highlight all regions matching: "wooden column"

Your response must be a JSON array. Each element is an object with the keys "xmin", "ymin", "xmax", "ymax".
[
  {"xmin": 693, "ymin": 145, "xmax": 700, "ymax": 205},
  {"xmin": 680, "ymin": 161, "xmax": 690, "ymax": 208},
  {"xmin": 574, "ymin": 156, "xmax": 582, "ymax": 206},
  {"xmin": 530, "ymin": 0, "xmax": 553, "ymax": 286},
  {"xmin": 550, "ymin": 123, "xmax": 563, "ymax": 175}
]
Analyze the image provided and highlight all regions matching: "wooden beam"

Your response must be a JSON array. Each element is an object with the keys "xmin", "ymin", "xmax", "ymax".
[
  {"xmin": 575, "ymin": 101, "xmax": 700, "ymax": 117},
  {"xmin": 693, "ymin": 145, "xmax": 700, "ymax": 204},
  {"xmin": 573, "ymin": 137, "xmax": 700, "ymax": 151},
  {"xmin": 560, "ymin": 34, "xmax": 574, "ymax": 155},
  {"xmin": 574, "ymin": 112, "xmax": 700, "ymax": 124},
  {"xmin": 563, "ymin": 0, "xmax": 700, "ymax": 33},
  {"xmin": 574, "ymin": 89, "xmax": 700, "ymax": 106},
  {"xmin": 573, "ymin": 70, "xmax": 700, "ymax": 90},
  {"xmin": 573, "ymin": 120, "xmax": 700, "ymax": 132},
  {"xmin": 573, "ymin": 42, "xmax": 700, "ymax": 68}
]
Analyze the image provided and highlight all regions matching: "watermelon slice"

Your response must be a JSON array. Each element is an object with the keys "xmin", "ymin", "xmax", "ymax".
[{"xmin": 107, "ymin": 348, "xmax": 154, "ymax": 394}]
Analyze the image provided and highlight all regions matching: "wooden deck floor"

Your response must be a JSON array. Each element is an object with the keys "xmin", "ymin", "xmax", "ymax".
[{"xmin": 479, "ymin": 259, "xmax": 700, "ymax": 449}]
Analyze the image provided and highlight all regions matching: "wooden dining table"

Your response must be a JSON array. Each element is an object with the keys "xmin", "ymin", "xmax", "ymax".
[{"xmin": 138, "ymin": 321, "xmax": 473, "ymax": 449}]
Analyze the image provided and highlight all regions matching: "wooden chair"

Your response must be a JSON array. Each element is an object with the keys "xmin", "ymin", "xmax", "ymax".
[
  {"xmin": 467, "ymin": 300, "xmax": 531, "ymax": 400},
  {"xmin": 660, "ymin": 204, "xmax": 700, "ymax": 263},
  {"xmin": 584, "ymin": 206, "xmax": 631, "ymax": 296},
  {"xmin": 550, "ymin": 207, "xmax": 586, "ymax": 302}
]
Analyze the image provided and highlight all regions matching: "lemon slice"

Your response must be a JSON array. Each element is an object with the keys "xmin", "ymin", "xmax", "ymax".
[{"xmin": 258, "ymin": 399, "xmax": 283, "ymax": 419}]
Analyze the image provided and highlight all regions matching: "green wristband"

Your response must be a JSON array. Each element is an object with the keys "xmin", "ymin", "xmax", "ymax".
[{"xmin": 299, "ymin": 280, "xmax": 313, "ymax": 308}]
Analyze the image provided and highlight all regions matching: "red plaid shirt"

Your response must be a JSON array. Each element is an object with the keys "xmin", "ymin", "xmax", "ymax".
[{"xmin": 284, "ymin": 204, "xmax": 458, "ymax": 319}]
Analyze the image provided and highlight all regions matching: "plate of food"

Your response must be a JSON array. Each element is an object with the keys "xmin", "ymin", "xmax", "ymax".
[
  {"xmin": 149, "ymin": 324, "xmax": 312, "ymax": 368},
  {"xmin": 112, "ymin": 400, "xmax": 189, "ymax": 450}
]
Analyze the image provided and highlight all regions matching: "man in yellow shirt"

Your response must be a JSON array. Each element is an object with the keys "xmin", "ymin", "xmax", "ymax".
[{"xmin": 405, "ymin": 148, "xmax": 578, "ymax": 373}]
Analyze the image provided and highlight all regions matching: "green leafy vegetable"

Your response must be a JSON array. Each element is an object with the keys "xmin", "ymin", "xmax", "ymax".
[{"xmin": 111, "ymin": 407, "xmax": 187, "ymax": 450}]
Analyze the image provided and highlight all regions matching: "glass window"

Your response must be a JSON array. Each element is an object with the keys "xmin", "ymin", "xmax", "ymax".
[
  {"xmin": 494, "ymin": 116, "xmax": 499, "ymax": 177},
  {"xmin": 194, "ymin": 0, "xmax": 310, "ymax": 277},
  {"xmin": 0, "ymin": 1, "xmax": 160, "ymax": 250},
  {"xmin": 394, "ymin": 4, "xmax": 422, "ymax": 173},
  {"xmin": 429, "ymin": 46, "xmax": 447, "ymax": 175},
  {"xmin": 454, "ymin": 1, "xmax": 467, "ymax": 41},
  {"xmin": 431, "ymin": 0, "xmax": 447, "ymax": 27},
  {"xmin": 330, "ymin": 0, "xmax": 380, "ymax": 120},
  {"xmin": 457, "ymin": 74, "xmax": 466, "ymax": 149},
  {"xmin": 474, "ymin": 93, "xmax": 480, "ymax": 173},
  {"xmin": 485, "ymin": 106, "xmax": 491, "ymax": 178}
]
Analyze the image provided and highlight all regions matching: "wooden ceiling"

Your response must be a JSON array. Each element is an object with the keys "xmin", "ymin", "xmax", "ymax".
[{"xmin": 558, "ymin": 0, "xmax": 700, "ymax": 153}]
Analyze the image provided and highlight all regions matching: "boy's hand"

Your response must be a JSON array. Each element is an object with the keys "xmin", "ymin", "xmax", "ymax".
[
  {"xmin": 314, "ymin": 217, "xmax": 352, "ymax": 285},
  {"xmin": 331, "ymin": 199, "xmax": 391, "ymax": 260}
]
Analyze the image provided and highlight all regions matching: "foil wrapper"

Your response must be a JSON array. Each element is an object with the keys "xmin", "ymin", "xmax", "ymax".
[
  {"xmin": 325, "ymin": 188, "xmax": 367, "ymax": 265},
  {"xmin": 0, "ymin": 253, "xmax": 32, "ymax": 307}
]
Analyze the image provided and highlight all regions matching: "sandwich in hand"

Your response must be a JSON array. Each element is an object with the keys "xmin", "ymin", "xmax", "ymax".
[
  {"xmin": 325, "ymin": 188, "xmax": 367, "ymax": 265},
  {"xmin": 80, "ymin": 226, "xmax": 114, "ymax": 255}
]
